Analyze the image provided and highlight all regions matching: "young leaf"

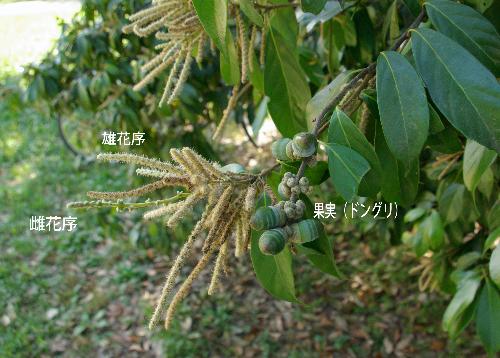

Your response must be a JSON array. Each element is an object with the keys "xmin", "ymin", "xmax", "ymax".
[
  {"xmin": 425, "ymin": 0, "xmax": 500, "ymax": 75},
  {"xmin": 328, "ymin": 108, "xmax": 382, "ymax": 197},
  {"xmin": 192, "ymin": 0, "xmax": 228, "ymax": 56},
  {"xmin": 250, "ymin": 230, "xmax": 299, "ymax": 303},
  {"xmin": 264, "ymin": 28, "xmax": 310, "ymax": 137},
  {"xmin": 411, "ymin": 28, "xmax": 500, "ymax": 152},
  {"xmin": 324, "ymin": 143, "xmax": 370, "ymax": 202},
  {"xmin": 376, "ymin": 51, "xmax": 429, "ymax": 164},
  {"xmin": 404, "ymin": 207, "xmax": 426, "ymax": 223},
  {"xmin": 442, "ymin": 270, "xmax": 482, "ymax": 334},
  {"xmin": 301, "ymin": 0, "xmax": 327, "ymax": 15},
  {"xmin": 476, "ymin": 280, "xmax": 500, "ymax": 353},
  {"xmin": 490, "ymin": 245, "xmax": 500, "ymax": 289},
  {"xmin": 463, "ymin": 140, "xmax": 497, "ymax": 193}
]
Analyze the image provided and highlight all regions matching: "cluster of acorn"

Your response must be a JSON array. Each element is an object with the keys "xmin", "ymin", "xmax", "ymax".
[
  {"xmin": 250, "ymin": 172, "xmax": 323, "ymax": 256},
  {"xmin": 271, "ymin": 132, "xmax": 317, "ymax": 166}
]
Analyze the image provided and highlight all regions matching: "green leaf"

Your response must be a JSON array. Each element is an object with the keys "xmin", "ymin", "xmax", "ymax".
[
  {"xmin": 328, "ymin": 108, "xmax": 382, "ymax": 197},
  {"xmin": 425, "ymin": 0, "xmax": 500, "ymax": 75},
  {"xmin": 382, "ymin": 1, "xmax": 400, "ymax": 45},
  {"xmin": 220, "ymin": 31, "xmax": 241, "ymax": 85},
  {"xmin": 250, "ymin": 230, "xmax": 299, "ymax": 302},
  {"xmin": 264, "ymin": 28, "xmax": 310, "ymax": 137},
  {"xmin": 325, "ymin": 143, "xmax": 370, "ymax": 202},
  {"xmin": 404, "ymin": 207, "xmax": 426, "ymax": 223},
  {"xmin": 422, "ymin": 210, "xmax": 445, "ymax": 251},
  {"xmin": 464, "ymin": 0, "xmax": 494, "ymax": 13},
  {"xmin": 376, "ymin": 51, "xmax": 429, "ymax": 164},
  {"xmin": 411, "ymin": 28, "xmax": 500, "ymax": 152},
  {"xmin": 192, "ymin": 0, "xmax": 227, "ymax": 55},
  {"xmin": 306, "ymin": 70, "xmax": 357, "ymax": 130},
  {"xmin": 483, "ymin": 227, "xmax": 500, "ymax": 254},
  {"xmin": 456, "ymin": 252, "xmax": 482, "ymax": 270},
  {"xmin": 301, "ymin": 0, "xmax": 327, "ymax": 14},
  {"xmin": 476, "ymin": 280, "xmax": 500, "ymax": 353},
  {"xmin": 463, "ymin": 139, "xmax": 497, "ymax": 193},
  {"xmin": 304, "ymin": 230, "xmax": 343, "ymax": 278},
  {"xmin": 490, "ymin": 245, "xmax": 500, "ymax": 288},
  {"xmin": 374, "ymin": 121, "xmax": 420, "ymax": 207},
  {"xmin": 442, "ymin": 270, "xmax": 482, "ymax": 334},
  {"xmin": 429, "ymin": 104, "xmax": 445, "ymax": 134},
  {"xmin": 488, "ymin": 199, "xmax": 500, "ymax": 229},
  {"xmin": 239, "ymin": 0, "xmax": 263, "ymax": 27},
  {"xmin": 438, "ymin": 183, "xmax": 465, "ymax": 223}
]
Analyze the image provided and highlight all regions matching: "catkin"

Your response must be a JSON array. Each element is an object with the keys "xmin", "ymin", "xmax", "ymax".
[
  {"xmin": 212, "ymin": 85, "xmax": 240, "ymax": 141},
  {"xmin": 208, "ymin": 241, "xmax": 228, "ymax": 295}
]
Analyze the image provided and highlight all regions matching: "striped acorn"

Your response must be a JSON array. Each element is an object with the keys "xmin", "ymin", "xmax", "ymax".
[
  {"xmin": 250, "ymin": 206, "xmax": 287, "ymax": 231},
  {"xmin": 289, "ymin": 219, "xmax": 324, "ymax": 243},
  {"xmin": 271, "ymin": 138, "xmax": 292, "ymax": 161},
  {"xmin": 291, "ymin": 132, "xmax": 317, "ymax": 158},
  {"xmin": 259, "ymin": 228, "xmax": 288, "ymax": 255}
]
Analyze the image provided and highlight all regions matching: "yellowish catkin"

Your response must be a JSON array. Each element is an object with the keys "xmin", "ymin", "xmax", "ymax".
[
  {"xmin": 87, "ymin": 175, "xmax": 188, "ymax": 200},
  {"xmin": 248, "ymin": 25, "xmax": 257, "ymax": 74},
  {"xmin": 159, "ymin": 49, "xmax": 185, "ymax": 106},
  {"xmin": 236, "ymin": 10, "xmax": 249, "ymax": 83},
  {"xmin": 164, "ymin": 248, "xmax": 215, "ymax": 329},
  {"xmin": 136, "ymin": 167, "xmax": 169, "ymax": 178},
  {"xmin": 166, "ymin": 188, "xmax": 205, "ymax": 227},
  {"xmin": 181, "ymin": 147, "xmax": 224, "ymax": 180},
  {"xmin": 164, "ymin": 40, "xmax": 196, "ymax": 105},
  {"xmin": 149, "ymin": 209, "xmax": 210, "ymax": 329},
  {"xmin": 97, "ymin": 152, "xmax": 184, "ymax": 174},
  {"xmin": 259, "ymin": 21, "xmax": 267, "ymax": 66},
  {"xmin": 202, "ymin": 186, "xmax": 235, "ymax": 253},
  {"xmin": 196, "ymin": 32, "xmax": 206, "ymax": 64},
  {"xmin": 235, "ymin": 218, "xmax": 244, "ymax": 258},
  {"xmin": 244, "ymin": 185, "xmax": 257, "ymax": 213},
  {"xmin": 143, "ymin": 203, "xmax": 181, "ymax": 220},
  {"xmin": 212, "ymin": 84, "xmax": 240, "ymax": 140},
  {"xmin": 170, "ymin": 148, "xmax": 199, "ymax": 177},
  {"xmin": 208, "ymin": 241, "xmax": 228, "ymax": 295}
]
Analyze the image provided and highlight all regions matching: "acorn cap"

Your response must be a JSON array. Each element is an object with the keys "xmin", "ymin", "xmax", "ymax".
[{"xmin": 291, "ymin": 132, "xmax": 316, "ymax": 158}]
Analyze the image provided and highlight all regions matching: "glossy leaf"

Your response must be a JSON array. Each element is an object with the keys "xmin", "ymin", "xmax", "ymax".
[
  {"xmin": 425, "ymin": 0, "xmax": 500, "ymax": 75},
  {"xmin": 220, "ymin": 31, "xmax": 241, "ymax": 85},
  {"xmin": 328, "ymin": 108, "xmax": 382, "ymax": 197},
  {"xmin": 304, "ymin": 230, "xmax": 343, "ymax": 278},
  {"xmin": 325, "ymin": 143, "xmax": 370, "ymax": 202},
  {"xmin": 306, "ymin": 70, "xmax": 357, "ymax": 130},
  {"xmin": 476, "ymin": 280, "xmax": 500, "ymax": 353},
  {"xmin": 422, "ymin": 210, "xmax": 445, "ymax": 251},
  {"xmin": 483, "ymin": 227, "xmax": 500, "ymax": 254},
  {"xmin": 439, "ymin": 183, "xmax": 465, "ymax": 223},
  {"xmin": 264, "ymin": 28, "xmax": 310, "ymax": 137},
  {"xmin": 376, "ymin": 51, "xmax": 429, "ymax": 164},
  {"xmin": 411, "ymin": 28, "xmax": 500, "ymax": 152},
  {"xmin": 192, "ymin": 0, "xmax": 227, "ymax": 55},
  {"xmin": 239, "ymin": 0, "xmax": 263, "ymax": 26},
  {"xmin": 463, "ymin": 140, "xmax": 497, "ymax": 193},
  {"xmin": 301, "ymin": 0, "xmax": 327, "ymax": 14},
  {"xmin": 442, "ymin": 270, "xmax": 482, "ymax": 334},
  {"xmin": 490, "ymin": 245, "xmax": 500, "ymax": 288}
]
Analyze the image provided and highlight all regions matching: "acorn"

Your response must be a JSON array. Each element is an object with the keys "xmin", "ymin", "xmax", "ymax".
[
  {"xmin": 250, "ymin": 206, "xmax": 287, "ymax": 231},
  {"xmin": 271, "ymin": 138, "xmax": 292, "ymax": 161},
  {"xmin": 290, "ymin": 219, "xmax": 324, "ymax": 243},
  {"xmin": 291, "ymin": 132, "xmax": 317, "ymax": 158},
  {"xmin": 259, "ymin": 228, "xmax": 288, "ymax": 255}
]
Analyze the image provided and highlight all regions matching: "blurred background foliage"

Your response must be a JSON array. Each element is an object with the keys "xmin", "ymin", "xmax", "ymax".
[{"xmin": 0, "ymin": 0, "xmax": 498, "ymax": 356}]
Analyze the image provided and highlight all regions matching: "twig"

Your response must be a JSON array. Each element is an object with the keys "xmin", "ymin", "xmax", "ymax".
[{"xmin": 254, "ymin": 2, "xmax": 299, "ymax": 10}]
